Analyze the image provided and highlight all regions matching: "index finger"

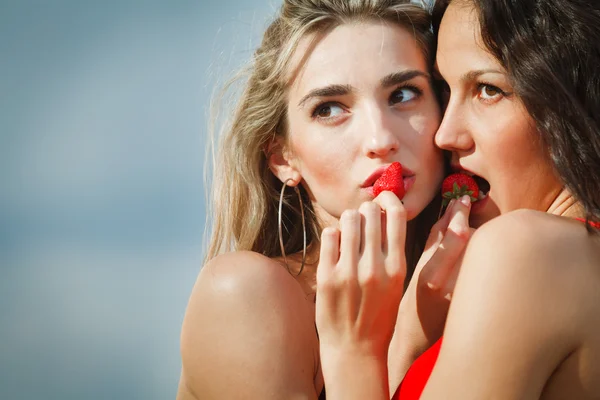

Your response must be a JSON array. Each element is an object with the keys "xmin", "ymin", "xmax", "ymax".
[
  {"xmin": 372, "ymin": 191, "xmax": 407, "ymax": 258},
  {"xmin": 422, "ymin": 195, "xmax": 472, "ymax": 291}
]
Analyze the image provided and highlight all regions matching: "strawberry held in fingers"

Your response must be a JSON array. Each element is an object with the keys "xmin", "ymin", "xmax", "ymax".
[
  {"xmin": 442, "ymin": 173, "xmax": 479, "ymax": 206},
  {"xmin": 373, "ymin": 162, "xmax": 405, "ymax": 200}
]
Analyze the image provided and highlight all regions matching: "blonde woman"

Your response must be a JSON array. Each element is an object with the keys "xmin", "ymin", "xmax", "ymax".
[{"xmin": 177, "ymin": 1, "xmax": 471, "ymax": 398}]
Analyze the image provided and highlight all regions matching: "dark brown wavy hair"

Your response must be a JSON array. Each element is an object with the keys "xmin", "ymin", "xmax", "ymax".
[{"xmin": 432, "ymin": 0, "xmax": 600, "ymax": 229}]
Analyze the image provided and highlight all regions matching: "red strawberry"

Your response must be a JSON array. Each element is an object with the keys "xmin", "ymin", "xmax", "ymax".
[
  {"xmin": 373, "ymin": 162, "xmax": 405, "ymax": 200},
  {"xmin": 441, "ymin": 173, "xmax": 479, "ymax": 206}
]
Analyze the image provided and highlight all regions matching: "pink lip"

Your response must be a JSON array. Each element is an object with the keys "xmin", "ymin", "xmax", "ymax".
[
  {"xmin": 402, "ymin": 175, "xmax": 416, "ymax": 195},
  {"xmin": 450, "ymin": 163, "xmax": 462, "ymax": 172},
  {"xmin": 361, "ymin": 164, "xmax": 415, "ymax": 188},
  {"xmin": 471, "ymin": 190, "xmax": 490, "ymax": 214},
  {"xmin": 450, "ymin": 163, "xmax": 476, "ymax": 176}
]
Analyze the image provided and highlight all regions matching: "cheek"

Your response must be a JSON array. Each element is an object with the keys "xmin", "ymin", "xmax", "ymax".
[
  {"xmin": 480, "ymin": 116, "xmax": 551, "ymax": 205},
  {"xmin": 291, "ymin": 134, "xmax": 350, "ymax": 188},
  {"xmin": 488, "ymin": 117, "xmax": 540, "ymax": 171},
  {"xmin": 409, "ymin": 102, "xmax": 441, "ymax": 142},
  {"xmin": 408, "ymin": 113, "xmax": 443, "ymax": 165}
]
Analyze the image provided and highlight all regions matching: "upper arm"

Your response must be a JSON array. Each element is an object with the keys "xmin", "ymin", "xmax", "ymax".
[
  {"xmin": 421, "ymin": 211, "xmax": 584, "ymax": 399},
  {"xmin": 179, "ymin": 252, "xmax": 320, "ymax": 400}
]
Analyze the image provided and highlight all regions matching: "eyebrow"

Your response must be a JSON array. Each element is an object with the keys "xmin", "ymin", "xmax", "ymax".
[
  {"xmin": 297, "ymin": 69, "xmax": 429, "ymax": 108},
  {"xmin": 460, "ymin": 69, "xmax": 504, "ymax": 84},
  {"xmin": 380, "ymin": 70, "xmax": 429, "ymax": 88},
  {"xmin": 298, "ymin": 84, "xmax": 353, "ymax": 108}
]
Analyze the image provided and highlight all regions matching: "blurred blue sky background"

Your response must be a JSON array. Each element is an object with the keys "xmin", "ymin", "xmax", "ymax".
[{"xmin": 1, "ymin": 1, "xmax": 276, "ymax": 398}]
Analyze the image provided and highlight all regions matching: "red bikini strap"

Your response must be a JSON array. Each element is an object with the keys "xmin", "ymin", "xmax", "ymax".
[{"xmin": 575, "ymin": 218, "xmax": 600, "ymax": 228}]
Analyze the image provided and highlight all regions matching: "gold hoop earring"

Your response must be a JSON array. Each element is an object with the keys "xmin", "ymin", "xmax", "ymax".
[{"xmin": 278, "ymin": 178, "xmax": 306, "ymax": 276}]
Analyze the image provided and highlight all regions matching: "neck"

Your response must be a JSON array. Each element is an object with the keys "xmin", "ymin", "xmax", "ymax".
[{"xmin": 546, "ymin": 188, "xmax": 584, "ymax": 218}]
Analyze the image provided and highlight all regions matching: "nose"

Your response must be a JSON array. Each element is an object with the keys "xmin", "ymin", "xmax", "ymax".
[
  {"xmin": 363, "ymin": 104, "xmax": 400, "ymax": 158},
  {"xmin": 434, "ymin": 101, "xmax": 474, "ymax": 152}
]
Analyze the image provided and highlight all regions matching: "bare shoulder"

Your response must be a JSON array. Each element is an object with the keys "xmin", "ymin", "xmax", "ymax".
[
  {"xmin": 179, "ymin": 251, "xmax": 320, "ymax": 399},
  {"xmin": 193, "ymin": 250, "xmax": 307, "ymax": 301},
  {"xmin": 465, "ymin": 209, "xmax": 598, "ymax": 274},
  {"xmin": 421, "ymin": 211, "xmax": 600, "ymax": 398},
  {"xmin": 472, "ymin": 208, "xmax": 580, "ymax": 241},
  {"xmin": 452, "ymin": 208, "xmax": 600, "ymax": 343}
]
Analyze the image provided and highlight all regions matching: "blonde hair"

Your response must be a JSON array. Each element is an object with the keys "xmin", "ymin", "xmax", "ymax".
[{"xmin": 205, "ymin": 0, "xmax": 435, "ymax": 264}]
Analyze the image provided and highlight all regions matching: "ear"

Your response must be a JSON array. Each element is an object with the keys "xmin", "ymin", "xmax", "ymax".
[{"xmin": 265, "ymin": 136, "xmax": 302, "ymax": 186}]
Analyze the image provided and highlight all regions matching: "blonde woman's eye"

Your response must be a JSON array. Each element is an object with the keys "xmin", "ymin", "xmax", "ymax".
[
  {"xmin": 390, "ymin": 86, "xmax": 421, "ymax": 105},
  {"xmin": 312, "ymin": 103, "xmax": 344, "ymax": 118}
]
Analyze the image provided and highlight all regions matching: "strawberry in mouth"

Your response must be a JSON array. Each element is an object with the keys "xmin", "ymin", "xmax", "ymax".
[
  {"xmin": 372, "ymin": 162, "xmax": 406, "ymax": 200},
  {"xmin": 442, "ymin": 173, "xmax": 480, "ymax": 206},
  {"xmin": 442, "ymin": 170, "xmax": 491, "ymax": 206}
]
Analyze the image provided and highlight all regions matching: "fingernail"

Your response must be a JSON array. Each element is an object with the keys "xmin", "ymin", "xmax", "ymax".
[
  {"xmin": 448, "ymin": 199, "xmax": 456, "ymax": 208},
  {"xmin": 460, "ymin": 195, "xmax": 471, "ymax": 207}
]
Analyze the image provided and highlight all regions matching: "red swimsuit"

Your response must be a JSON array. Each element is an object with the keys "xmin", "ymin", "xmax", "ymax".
[{"xmin": 392, "ymin": 218, "xmax": 600, "ymax": 400}]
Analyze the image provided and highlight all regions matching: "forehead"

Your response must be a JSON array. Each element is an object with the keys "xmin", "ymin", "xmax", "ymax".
[
  {"xmin": 288, "ymin": 21, "xmax": 427, "ymax": 95},
  {"xmin": 436, "ymin": 2, "xmax": 501, "ymax": 76}
]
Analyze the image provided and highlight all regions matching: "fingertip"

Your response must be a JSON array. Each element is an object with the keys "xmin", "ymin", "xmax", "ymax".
[
  {"xmin": 373, "ymin": 190, "xmax": 403, "ymax": 210},
  {"xmin": 341, "ymin": 209, "xmax": 360, "ymax": 222},
  {"xmin": 324, "ymin": 227, "xmax": 341, "ymax": 243},
  {"xmin": 321, "ymin": 226, "xmax": 340, "ymax": 239},
  {"xmin": 460, "ymin": 195, "xmax": 472, "ymax": 207},
  {"xmin": 320, "ymin": 227, "xmax": 340, "ymax": 256},
  {"xmin": 359, "ymin": 200, "xmax": 381, "ymax": 215}
]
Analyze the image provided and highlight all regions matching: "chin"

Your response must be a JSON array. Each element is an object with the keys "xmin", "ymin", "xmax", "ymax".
[
  {"xmin": 407, "ymin": 184, "xmax": 440, "ymax": 220},
  {"xmin": 469, "ymin": 215, "xmax": 487, "ymax": 229},
  {"xmin": 403, "ymin": 195, "xmax": 428, "ymax": 222}
]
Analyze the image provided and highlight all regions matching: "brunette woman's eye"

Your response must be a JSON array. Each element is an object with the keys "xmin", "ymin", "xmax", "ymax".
[{"xmin": 478, "ymin": 83, "xmax": 505, "ymax": 102}]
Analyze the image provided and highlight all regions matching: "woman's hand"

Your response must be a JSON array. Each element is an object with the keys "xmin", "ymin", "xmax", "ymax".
[
  {"xmin": 388, "ymin": 195, "xmax": 473, "ymax": 391},
  {"xmin": 316, "ymin": 191, "xmax": 407, "ymax": 400},
  {"xmin": 417, "ymin": 196, "xmax": 473, "ymax": 295},
  {"xmin": 413, "ymin": 195, "xmax": 474, "ymax": 339}
]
